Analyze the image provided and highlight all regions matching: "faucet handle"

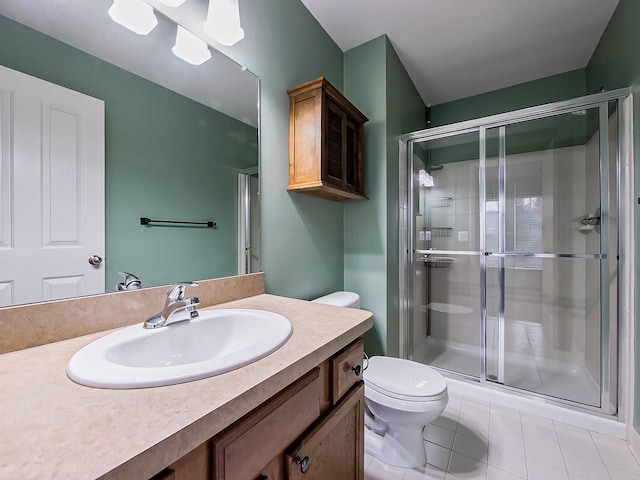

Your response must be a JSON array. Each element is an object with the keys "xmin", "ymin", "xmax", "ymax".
[{"xmin": 167, "ymin": 281, "xmax": 198, "ymax": 301}]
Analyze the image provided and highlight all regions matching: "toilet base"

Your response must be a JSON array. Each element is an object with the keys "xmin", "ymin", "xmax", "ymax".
[{"xmin": 364, "ymin": 423, "xmax": 427, "ymax": 468}]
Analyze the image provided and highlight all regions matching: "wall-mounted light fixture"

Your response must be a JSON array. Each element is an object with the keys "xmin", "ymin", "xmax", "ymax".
[
  {"xmin": 204, "ymin": 0, "xmax": 245, "ymax": 46},
  {"xmin": 419, "ymin": 169, "xmax": 434, "ymax": 188},
  {"xmin": 172, "ymin": 25, "xmax": 212, "ymax": 65},
  {"xmin": 108, "ymin": 0, "xmax": 158, "ymax": 35}
]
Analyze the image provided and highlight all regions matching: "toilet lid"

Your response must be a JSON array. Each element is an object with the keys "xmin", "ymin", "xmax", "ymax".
[
  {"xmin": 364, "ymin": 356, "xmax": 447, "ymax": 399},
  {"xmin": 312, "ymin": 291, "xmax": 360, "ymax": 308}
]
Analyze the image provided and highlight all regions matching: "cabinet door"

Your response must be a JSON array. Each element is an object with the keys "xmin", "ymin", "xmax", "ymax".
[
  {"xmin": 213, "ymin": 369, "xmax": 320, "ymax": 480},
  {"xmin": 331, "ymin": 337, "xmax": 364, "ymax": 404},
  {"xmin": 150, "ymin": 442, "xmax": 210, "ymax": 480},
  {"xmin": 286, "ymin": 382, "xmax": 364, "ymax": 480},
  {"xmin": 344, "ymin": 118, "xmax": 361, "ymax": 193},
  {"xmin": 323, "ymin": 98, "xmax": 346, "ymax": 188},
  {"xmin": 253, "ymin": 456, "xmax": 284, "ymax": 480}
]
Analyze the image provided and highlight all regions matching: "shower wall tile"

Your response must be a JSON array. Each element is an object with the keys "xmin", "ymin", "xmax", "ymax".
[
  {"xmin": 430, "ymin": 209, "xmax": 455, "ymax": 227},
  {"xmin": 432, "ymin": 184, "xmax": 455, "ymax": 199},
  {"xmin": 433, "ymin": 165, "xmax": 455, "ymax": 185},
  {"xmin": 455, "ymin": 163, "xmax": 475, "ymax": 184},
  {"xmin": 455, "ymin": 197, "xmax": 477, "ymax": 215}
]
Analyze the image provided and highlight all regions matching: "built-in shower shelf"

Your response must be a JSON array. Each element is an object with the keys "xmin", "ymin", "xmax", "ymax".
[
  {"xmin": 424, "ymin": 256, "xmax": 454, "ymax": 268},
  {"xmin": 430, "ymin": 197, "xmax": 453, "ymax": 208},
  {"xmin": 430, "ymin": 227, "xmax": 453, "ymax": 237}
]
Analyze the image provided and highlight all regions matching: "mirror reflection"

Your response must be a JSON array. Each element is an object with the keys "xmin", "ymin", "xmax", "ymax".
[{"xmin": 0, "ymin": 0, "xmax": 260, "ymax": 307}]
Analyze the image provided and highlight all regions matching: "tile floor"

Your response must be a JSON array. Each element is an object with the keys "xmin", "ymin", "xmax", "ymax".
[{"xmin": 364, "ymin": 391, "xmax": 640, "ymax": 480}]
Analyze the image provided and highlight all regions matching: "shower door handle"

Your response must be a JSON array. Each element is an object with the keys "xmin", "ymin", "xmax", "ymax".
[{"xmin": 485, "ymin": 252, "xmax": 606, "ymax": 259}]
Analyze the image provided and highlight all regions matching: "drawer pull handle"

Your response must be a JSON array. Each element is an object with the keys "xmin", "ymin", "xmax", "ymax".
[
  {"xmin": 351, "ymin": 364, "xmax": 362, "ymax": 376},
  {"xmin": 295, "ymin": 456, "xmax": 311, "ymax": 473}
]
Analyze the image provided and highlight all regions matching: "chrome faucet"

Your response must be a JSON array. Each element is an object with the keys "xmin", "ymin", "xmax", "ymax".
[{"xmin": 143, "ymin": 282, "xmax": 200, "ymax": 329}]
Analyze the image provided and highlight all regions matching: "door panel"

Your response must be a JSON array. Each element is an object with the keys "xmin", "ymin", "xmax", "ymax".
[
  {"xmin": 484, "ymin": 105, "xmax": 611, "ymax": 407},
  {"xmin": 413, "ymin": 131, "xmax": 481, "ymax": 378},
  {"xmin": 0, "ymin": 65, "xmax": 105, "ymax": 306}
]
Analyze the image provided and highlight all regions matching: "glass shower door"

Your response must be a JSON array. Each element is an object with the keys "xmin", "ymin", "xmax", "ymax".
[
  {"xmin": 483, "ymin": 104, "xmax": 616, "ymax": 409},
  {"xmin": 412, "ymin": 131, "xmax": 482, "ymax": 379}
]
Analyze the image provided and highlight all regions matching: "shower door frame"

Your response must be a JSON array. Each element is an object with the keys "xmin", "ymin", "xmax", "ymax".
[{"xmin": 399, "ymin": 88, "xmax": 632, "ymax": 416}]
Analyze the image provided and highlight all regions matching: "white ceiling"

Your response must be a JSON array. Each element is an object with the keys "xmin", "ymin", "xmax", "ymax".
[{"xmin": 300, "ymin": 0, "xmax": 620, "ymax": 106}]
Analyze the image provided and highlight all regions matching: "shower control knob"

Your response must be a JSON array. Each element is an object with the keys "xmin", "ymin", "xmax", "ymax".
[
  {"xmin": 351, "ymin": 364, "xmax": 362, "ymax": 376},
  {"xmin": 295, "ymin": 456, "xmax": 311, "ymax": 473}
]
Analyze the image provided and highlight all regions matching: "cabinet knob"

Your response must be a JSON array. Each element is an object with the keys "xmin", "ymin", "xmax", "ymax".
[
  {"xmin": 295, "ymin": 456, "xmax": 311, "ymax": 473},
  {"xmin": 351, "ymin": 364, "xmax": 362, "ymax": 376}
]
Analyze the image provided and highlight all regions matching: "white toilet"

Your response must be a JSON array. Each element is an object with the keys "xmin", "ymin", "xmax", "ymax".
[{"xmin": 312, "ymin": 291, "xmax": 449, "ymax": 468}]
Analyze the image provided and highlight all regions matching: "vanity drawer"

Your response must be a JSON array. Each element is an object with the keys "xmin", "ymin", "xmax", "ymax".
[
  {"xmin": 331, "ymin": 337, "xmax": 364, "ymax": 404},
  {"xmin": 212, "ymin": 369, "xmax": 320, "ymax": 480}
]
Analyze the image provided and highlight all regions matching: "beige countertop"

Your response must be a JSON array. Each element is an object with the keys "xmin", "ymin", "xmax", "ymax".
[{"xmin": 0, "ymin": 293, "xmax": 373, "ymax": 480}]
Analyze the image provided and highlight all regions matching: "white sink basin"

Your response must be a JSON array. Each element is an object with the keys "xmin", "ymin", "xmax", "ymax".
[{"xmin": 66, "ymin": 309, "xmax": 292, "ymax": 389}]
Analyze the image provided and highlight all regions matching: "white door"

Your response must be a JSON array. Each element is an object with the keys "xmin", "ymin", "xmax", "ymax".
[{"xmin": 0, "ymin": 65, "xmax": 105, "ymax": 306}]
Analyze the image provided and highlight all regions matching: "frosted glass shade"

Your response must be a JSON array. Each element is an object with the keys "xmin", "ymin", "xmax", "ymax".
[
  {"xmin": 108, "ymin": 0, "xmax": 158, "ymax": 35},
  {"xmin": 172, "ymin": 26, "xmax": 212, "ymax": 65},
  {"xmin": 203, "ymin": 0, "xmax": 245, "ymax": 46},
  {"xmin": 157, "ymin": 0, "xmax": 188, "ymax": 6},
  {"xmin": 419, "ymin": 169, "xmax": 434, "ymax": 187}
]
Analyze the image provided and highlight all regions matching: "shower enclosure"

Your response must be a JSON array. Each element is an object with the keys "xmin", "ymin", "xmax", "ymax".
[{"xmin": 399, "ymin": 89, "xmax": 632, "ymax": 414}]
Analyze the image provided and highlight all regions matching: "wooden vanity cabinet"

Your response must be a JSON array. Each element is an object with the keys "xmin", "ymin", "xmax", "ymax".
[
  {"xmin": 212, "ymin": 369, "xmax": 321, "ymax": 479},
  {"xmin": 285, "ymin": 383, "xmax": 364, "ymax": 479},
  {"xmin": 149, "ymin": 338, "xmax": 365, "ymax": 480},
  {"xmin": 287, "ymin": 77, "xmax": 368, "ymax": 202},
  {"xmin": 151, "ymin": 442, "xmax": 210, "ymax": 480},
  {"xmin": 284, "ymin": 337, "xmax": 365, "ymax": 480}
]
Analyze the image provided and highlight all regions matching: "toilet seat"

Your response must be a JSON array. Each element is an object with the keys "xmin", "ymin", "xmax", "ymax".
[
  {"xmin": 366, "ymin": 382, "xmax": 448, "ymax": 403},
  {"xmin": 364, "ymin": 356, "xmax": 447, "ymax": 401}
]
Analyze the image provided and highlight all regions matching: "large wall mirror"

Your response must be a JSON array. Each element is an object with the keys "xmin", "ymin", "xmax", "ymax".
[{"xmin": 0, "ymin": 0, "xmax": 260, "ymax": 307}]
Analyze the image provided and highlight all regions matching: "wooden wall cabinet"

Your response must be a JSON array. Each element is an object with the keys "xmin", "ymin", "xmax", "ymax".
[
  {"xmin": 288, "ymin": 77, "xmax": 368, "ymax": 202},
  {"xmin": 150, "ymin": 338, "xmax": 365, "ymax": 480}
]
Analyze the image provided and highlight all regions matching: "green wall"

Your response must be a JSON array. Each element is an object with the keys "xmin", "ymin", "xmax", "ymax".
[
  {"xmin": 0, "ymin": 15, "xmax": 257, "ymax": 292},
  {"xmin": 343, "ymin": 36, "xmax": 426, "ymax": 356},
  {"xmin": 430, "ymin": 68, "xmax": 588, "ymax": 127},
  {"xmin": 207, "ymin": 0, "xmax": 346, "ymax": 299},
  {"xmin": 384, "ymin": 39, "xmax": 429, "ymax": 355},
  {"xmin": 343, "ymin": 37, "xmax": 388, "ymax": 355},
  {"xmin": 587, "ymin": 0, "xmax": 640, "ymax": 432}
]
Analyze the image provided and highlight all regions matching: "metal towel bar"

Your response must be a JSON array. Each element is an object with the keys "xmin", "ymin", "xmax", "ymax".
[{"xmin": 140, "ymin": 217, "xmax": 216, "ymax": 228}]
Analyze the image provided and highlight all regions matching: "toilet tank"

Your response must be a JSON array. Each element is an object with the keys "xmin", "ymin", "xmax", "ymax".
[{"xmin": 312, "ymin": 291, "xmax": 361, "ymax": 309}]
